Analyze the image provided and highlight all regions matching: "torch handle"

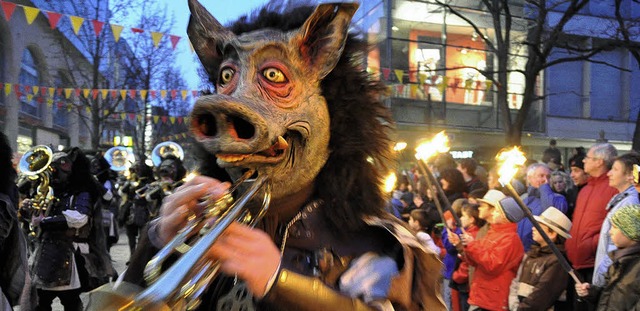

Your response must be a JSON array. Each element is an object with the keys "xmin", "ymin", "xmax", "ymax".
[
  {"xmin": 503, "ymin": 183, "xmax": 582, "ymax": 284},
  {"xmin": 421, "ymin": 161, "xmax": 466, "ymax": 234},
  {"xmin": 416, "ymin": 161, "xmax": 452, "ymax": 232}
]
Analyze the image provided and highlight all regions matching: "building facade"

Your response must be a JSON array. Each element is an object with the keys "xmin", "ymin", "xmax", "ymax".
[{"xmin": 354, "ymin": 0, "xmax": 640, "ymax": 164}]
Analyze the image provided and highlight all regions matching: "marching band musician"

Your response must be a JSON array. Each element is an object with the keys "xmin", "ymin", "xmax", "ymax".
[
  {"xmin": 90, "ymin": 154, "xmax": 120, "ymax": 252},
  {"xmin": 119, "ymin": 163, "xmax": 155, "ymax": 259},
  {"xmin": 28, "ymin": 147, "xmax": 115, "ymax": 310},
  {"xmin": 145, "ymin": 154, "xmax": 187, "ymax": 217}
]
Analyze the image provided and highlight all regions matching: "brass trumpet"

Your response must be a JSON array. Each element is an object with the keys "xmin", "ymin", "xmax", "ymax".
[
  {"xmin": 88, "ymin": 170, "xmax": 271, "ymax": 310},
  {"xmin": 18, "ymin": 145, "xmax": 57, "ymax": 237}
]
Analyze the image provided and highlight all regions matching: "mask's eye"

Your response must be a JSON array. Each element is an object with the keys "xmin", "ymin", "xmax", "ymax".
[
  {"xmin": 219, "ymin": 68, "xmax": 235, "ymax": 85},
  {"xmin": 262, "ymin": 68, "xmax": 286, "ymax": 83}
]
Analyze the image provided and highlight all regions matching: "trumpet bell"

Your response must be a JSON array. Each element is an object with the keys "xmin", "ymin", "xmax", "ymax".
[{"xmin": 87, "ymin": 282, "xmax": 173, "ymax": 311}]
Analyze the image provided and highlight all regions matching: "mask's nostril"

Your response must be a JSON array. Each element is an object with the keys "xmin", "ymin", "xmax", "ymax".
[
  {"xmin": 229, "ymin": 115, "xmax": 255, "ymax": 139},
  {"xmin": 195, "ymin": 113, "xmax": 218, "ymax": 137}
]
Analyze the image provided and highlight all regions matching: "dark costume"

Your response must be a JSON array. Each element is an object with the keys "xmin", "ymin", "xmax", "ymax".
[
  {"xmin": 30, "ymin": 148, "xmax": 114, "ymax": 310},
  {"xmin": 89, "ymin": 2, "xmax": 445, "ymax": 310},
  {"xmin": 584, "ymin": 243, "xmax": 640, "ymax": 310}
]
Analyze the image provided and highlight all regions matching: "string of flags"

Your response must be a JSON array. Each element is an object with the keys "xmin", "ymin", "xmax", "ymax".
[
  {"xmin": 371, "ymin": 67, "xmax": 495, "ymax": 95},
  {"xmin": 0, "ymin": 0, "xmax": 192, "ymax": 51},
  {"xmin": 159, "ymin": 132, "xmax": 190, "ymax": 142}
]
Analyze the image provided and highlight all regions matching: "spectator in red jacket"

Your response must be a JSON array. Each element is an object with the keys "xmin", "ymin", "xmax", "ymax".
[
  {"xmin": 460, "ymin": 196, "xmax": 525, "ymax": 311},
  {"xmin": 565, "ymin": 142, "xmax": 618, "ymax": 311}
]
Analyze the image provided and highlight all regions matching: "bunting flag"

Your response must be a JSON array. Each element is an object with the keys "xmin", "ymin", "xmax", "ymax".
[
  {"xmin": 153, "ymin": 115, "xmax": 159, "ymax": 123},
  {"xmin": 381, "ymin": 68, "xmax": 390, "ymax": 81},
  {"xmin": 129, "ymin": 89, "xmax": 136, "ymax": 99},
  {"xmin": 169, "ymin": 35, "xmax": 180, "ymax": 50},
  {"xmin": 4, "ymin": 83, "xmax": 11, "ymax": 96},
  {"xmin": 46, "ymin": 98, "xmax": 53, "ymax": 107},
  {"xmin": 464, "ymin": 79, "xmax": 473, "ymax": 90},
  {"xmin": 100, "ymin": 89, "xmax": 108, "ymax": 99},
  {"xmin": 151, "ymin": 32, "xmax": 163, "ymax": 48},
  {"xmin": 23, "ymin": 6, "xmax": 39, "ymax": 25},
  {"xmin": 485, "ymin": 80, "xmax": 493, "ymax": 91},
  {"xmin": 140, "ymin": 89, "xmax": 147, "ymax": 99},
  {"xmin": 119, "ymin": 89, "xmax": 126, "ymax": 100},
  {"xmin": 110, "ymin": 89, "xmax": 117, "ymax": 99},
  {"xmin": 91, "ymin": 89, "xmax": 99, "ymax": 99},
  {"xmin": 32, "ymin": 86, "xmax": 39, "ymax": 95},
  {"xmin": 82, "ymin": 88, "xmax": 90, "ymax": 98},
  {"xmin": 64, "ymin": 88, "xmax": 72, "ymax": 99},
  {"xmin": 170, "ymin": 90, "xmax": 177, "ymax": 99},
  {"xmin": 111, "ymin": 24, "xmax": 123, "ymax": 42},
  {"xmin": 160, "ymin": 90, "xmax": 167, "ymax": 99},
  {"xmin": 437, "ymin": 77, "xmax": 448, "ymax": 94},
  {"xmin": 419, "ymin": 73, "xmax": 427, "ymax": 85},
  {"xmin": 69, "ymin": 15, "xmax": 84, "ymax": 35},
  {"xmin": 92, "ymin": 20, "xmax": 104, "ymax": 36},
  {"xmin": 48, "ymin": 87, "xmax": 55, "ymax": 98},
  {"xmin": 394, "ymin": 69, "xmax": 403, "ymax": 82},
  {"xmin": 181, "ymin": 90, "xmax": 188, "ymax": 100},
  {"xmin": 1, "ymin": 1, "xmax": 16, "ymax": 21},
  {"xmin": 149, "ymin": 90, "xmax": 156, "ymax": 99},
  {"xmin": 131, "ymin": 27, "xmax": 144, "ymax": 33},
  {"xmin": 409, "ymin": 84, "xmax": 417, "ymax": 94}
]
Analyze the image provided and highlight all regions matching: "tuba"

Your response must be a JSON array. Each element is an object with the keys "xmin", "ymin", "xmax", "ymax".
[
  {"xmin": 88, "ymin": 170, "xmax": 271, "ymax": 310},
  {"xmin": 152, "ymin": 141, "xmax": 184, "ymax": 167},
  {"xmin": 105, "ymin": 146, "xmax": 134, "ymax": 172},
  {"xmin": 18, "ymin": 145, "xmax": 57, "ymax": 237}
]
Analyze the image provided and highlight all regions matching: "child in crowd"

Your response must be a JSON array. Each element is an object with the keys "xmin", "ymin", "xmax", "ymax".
[
  {"xmin": 575, "ymin": 204, "xmax": 640, "ymax": 310},
  {"xmin": 409, "ymin": 209, "xmax": 441, "ymax": 254},
  {"xmin": 460, "ymin": 196, "xmax": 525, "ymax": 311},
  {"xmin": 509, "ymin": 207, "xmax": 572, "ymax": 310},
  {"xmin": 450, "ymin": 202, "xmax": 486, "ymax": 311}
]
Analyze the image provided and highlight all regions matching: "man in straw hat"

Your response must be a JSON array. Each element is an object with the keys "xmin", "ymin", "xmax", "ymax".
[
  {"xmin": 509, "ymin": 207, "xmax": 572, "ymax": 310},
  {"xmin": 575, "ymin": 204, "xmax": 640, "ymax": 310}
]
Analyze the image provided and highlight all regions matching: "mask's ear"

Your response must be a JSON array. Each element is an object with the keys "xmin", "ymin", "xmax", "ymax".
[
  {"xmin": 187, "ymin": 0, "xmax": 236, "ymax": 79},
  {"xmin": 291, "ymin": 3, "xmax": 359, "ymax": 80}
]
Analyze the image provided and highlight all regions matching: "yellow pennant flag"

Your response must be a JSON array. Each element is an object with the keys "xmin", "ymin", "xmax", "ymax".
[
  {"xmin": 48, "ymin": 87, "xmax": 55, "ymax": 98},
  {"xmin": 120, "ymin": 90, "xmax": 127, "ymax": 99},
  {"xmin": 140, "ymin": 89, "xmax": 148, "ymax": 99},
  {"xmin": 66, "ymin": 104, "xmax": 73, "ymax": 112},
  {"xmin": 69, "ymin": 16, "xmax": 84, "ymax": 35},
  {"xmin": 151, "ymin": 32, "xmax": 163, "ymax": 48},
  {"xmin": 32, "ymin": 86, "xmax": 39, "ymax": 95},
  {"xmin": 394, "ymin": 69, "xmax": 404, "ymax": 82},
  {"xmin": 170, "ymin": 116, "xmax": 176, "ymax": 124},
  {"xmin": 485, "ymin": 80, "xmax": 493, "ymax": 91},
  {"xmin": 160, "ymin": 90, "xmax": 167, "ymax": 99},
  {"xmin": 103, "ymin": 110, "xmax": 109, "ymax": 117},
  {"xmin": 100, "ymin": 89, "xmax": 108, "ymax": 99},
  {"xmin": 4, "ymin": 83, "xmax": 11, "ymax": 96},
  {"xmin": 46, "ymin": 98, "xmax": 53, "ymax": 107},
  {"xmin": 26, "ymin": 94, "xmax": 33, "ymax": 102},
  {"xmin": 153, "ymin": 115, "xmax": 160, "ymax": 124},
  {"xmin": 64, "ymin": 88, "xmax": 73, "ymax": 99},
  {"xmin": 137, "ymin": 115, "xmax": 142, "ymax": 122},
  {"xmin": 437, "ymin": 77, "xmax": 448, "ymax": 94},
  {"xmin": 181, "ymin": 90, "xmax": 188, "ymax": 100},
  {"xmin": 111, "ymin": 24, "xmax": 124, "ymax": 42},
  {"xmin": 82, "ymin": 88, "xmax": 90, "ymax": 98},
  {"xmin": 409, "ymin": 84, "xmax": 417, "ymax": 95},
  {"xmin": 85, "ymin": 106, "xmax": 91, "ymax": 114},
  {"xmin": 419, "ymin": 73, "xmax": 427, "ymax": 85},
  {"xmin": 23, "ymin": 6, "xmax": 40, "ymax": 25},
  {"xmin": 121, "ymin": 113, "xmax": 126, "ymax": 120}
]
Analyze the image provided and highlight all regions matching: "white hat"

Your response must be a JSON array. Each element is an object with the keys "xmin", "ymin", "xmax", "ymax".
[
  {"xmin": 533, "ymin": 207, "xmax": 572, "ymax": 239},
  {"xmin": 477, "ymin": 189, "xmax": 506, "ymax": 208}
]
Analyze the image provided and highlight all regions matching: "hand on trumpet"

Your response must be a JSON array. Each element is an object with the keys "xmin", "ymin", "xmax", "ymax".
[{"xmin": 155, "ymin": 175, "xmax": 282, "ymax": 298}]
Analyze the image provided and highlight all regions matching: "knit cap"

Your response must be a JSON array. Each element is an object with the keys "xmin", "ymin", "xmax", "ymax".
[{"xmin": 611, "ymin": 204, "xmax": 640, "ymax": 241}]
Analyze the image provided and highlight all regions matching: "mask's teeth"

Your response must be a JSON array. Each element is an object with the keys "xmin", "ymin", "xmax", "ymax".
[{"xmin": 217, "ymin": 154, "xmax": 249, "ymax": 163}]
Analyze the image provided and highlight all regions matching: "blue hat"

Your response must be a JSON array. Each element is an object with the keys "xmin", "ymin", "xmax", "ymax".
[{"xmin": 497, "ymin": 197, "xmax": 525, "ymax": 223}]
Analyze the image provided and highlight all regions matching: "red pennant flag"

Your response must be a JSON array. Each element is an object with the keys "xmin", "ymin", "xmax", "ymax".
[
  {"xmin": 92, "ymin": 20, "xmax": 104, "ymax": 36},
  {"xmin": 160, "ymin": 116, "xmax": 167, "ymax": 124},
  {"xmin": 91, "ymin": 89, "xmax": 99, "ymax": 99},
  {"xmin": 381, "ymin": 68, "xmax": 391, "ymax": 80},
  {"xmin": 191, "ymin": 90, "xmax": 198, "ymax": 98},
  {"xmin": 74, "ymin": 88, "xmax": 81, "ymax": 97},
  {"xmin": 37, "ymin": 97, "xmax": 44, "ymax": 104},
  {"xmin": 110, "ymin": 90, "xmax": 117, "ymax": 99},
  {"xmin": 46, "ymin": 11, "xmax": 62, "ymax": 29},
  {"xmin": 128, "ymin": 113, "xmax": 135, "ymax": 121},
  {"xmin": 56, "ymin": 88, "xmax": 62, "ymax": 97},
  {"xmin": 169, "ymin": 35, "xmax": 181, "ymax": 50},
  {"xmin": 40, "ymin": 87, "xmax": 47, "ymax": 96},
  {"xmin": 13, "ymin": 84, "xmax": 20, "ymax": 95},
  {"xmin": 129, "ymin": 89, "xmax": 136, "ymax": 98},
  {"xmin": 177, "ymin": 117, "xmax": 183, "ymax": 124},
  {"xmin": 1, "ymin": 1, "xmax": 16, "ymax": 21},
  {"xmin": 170, "ymin": 90, "xmax": 177, "ymax": 99},
  {"xmin": 131, "ymin": 27, "xmax": 144, "ymax": 33},
  {"xmin": 149, "ymin": 90, "xmax": 156, "ymax": 99},
  {"xmin": 24, "ymin": 85, "xmax": 31, "ymax": 93},
  {"xmin": 57, "ymin": 102, "xmax": 64, "ymax": 109}
]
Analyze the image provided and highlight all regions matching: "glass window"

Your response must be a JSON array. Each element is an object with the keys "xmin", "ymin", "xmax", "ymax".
[
  {"xmin": 53, "ymin": 74, "xmax": 69, "ymax": 127},
  {"xmin": 18, "ymin": 49, "xmax": 41, "ymax": 117}
]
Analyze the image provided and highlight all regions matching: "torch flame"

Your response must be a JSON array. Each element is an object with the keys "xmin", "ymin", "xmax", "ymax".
[
  {"xmin": 184, "ymin": 171, "xmax": 199, "ymax": 182},
  {"xmin": 384, "ymin": 172, "xmax": 397, "ymax": 193},
  {"xmin": 394, "ymin": 142, "xmax": 407, "ymax": 152},
  {"xmin": 415, "ymin": 131, "xmax": 450, "ymax": 161},
  {"xmin": 496, "ymin": 146, "xmax": 527, "ymax": 185}
]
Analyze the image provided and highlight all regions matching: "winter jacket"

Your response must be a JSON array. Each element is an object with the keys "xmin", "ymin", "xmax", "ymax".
[
  {"xmin": 519, "ymin": 184, "xmax": 568, "ymax": 251},
  {"xmin": 441, "ymin": 227, "xmax": 459, "ymax": 279},
  {"xmin": 451, "ymin": 225, "xmax": 480, "ymax": 292},
  {"xmin": 586, "ymin": 243, "xmax": 640, "ymax": 311},
  {"xmin": 508, "ymin": 244, "xmax": 568, "ymax": 311},
  {"xmin": 593, "ymin": 185, "xmax": 639, "ymax": 286},
  {"xmin": 465, "ymin": 222, "xmax": 524, "ymax": 310},
  {"xmin": 566, "ymin": 173, "xmax": 618, "ymax": 269}
]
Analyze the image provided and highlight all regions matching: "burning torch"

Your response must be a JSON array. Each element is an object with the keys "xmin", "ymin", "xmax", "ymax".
[
  {"xmin": 496, "ymin": 146, "xmax": 582, "ymax": 284},
  {"xmin": 414, "ymin": 131, "xmax": 464, "ymax": 232}
]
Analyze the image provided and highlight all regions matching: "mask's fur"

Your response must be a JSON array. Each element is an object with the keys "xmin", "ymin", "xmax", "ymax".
[{"xmin": 194, "ymin": 5, "xmax": 395, "ymax": 235}]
